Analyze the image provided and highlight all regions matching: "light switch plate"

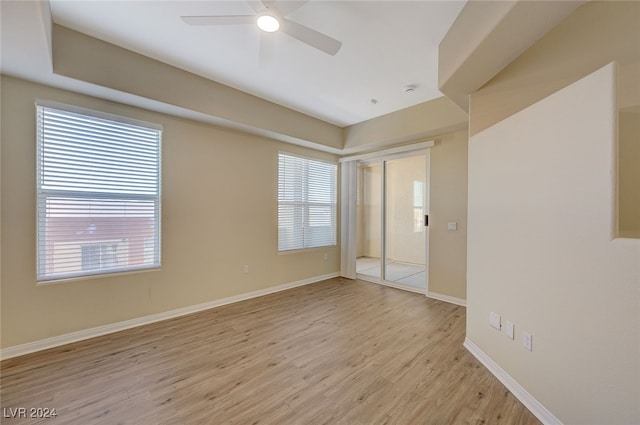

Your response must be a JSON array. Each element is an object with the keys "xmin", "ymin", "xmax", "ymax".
[
  {"xmin": 505, "ymin": 320, "xmax": 514, "ymax": 339},
  {"xmin": 489, "ymin": 312, "xmax": 501, "ymax": 330},
  {"xmin": 523, "ymin": 331, "xmax": 532, "ymax": 351},
  {"xmin": 447, "ymin": 222, "xmax": 457, "ymax": 231}
]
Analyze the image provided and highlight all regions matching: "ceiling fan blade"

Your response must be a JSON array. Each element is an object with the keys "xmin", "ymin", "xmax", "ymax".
[
  {"xmin": 181, "ymin": 15, "xmax": 256, "ymax": 26},
  {"xmin": 280, "ymin": 18, "xmax": 342, "ymax": 56}
]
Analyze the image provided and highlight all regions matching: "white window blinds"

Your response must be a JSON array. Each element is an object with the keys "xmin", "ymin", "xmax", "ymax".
[
  {"xmin": 36, "ymin": 103, "xmax": 161, "ymax": 282},
  {"xmin": 278, "ymin": 153, "xmax": 337, "ymax": 251}
]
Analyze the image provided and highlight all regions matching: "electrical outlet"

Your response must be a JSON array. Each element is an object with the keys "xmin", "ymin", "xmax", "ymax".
[
  {"xmin": 489, "ymin": 312, "xmax": 501, "ymax": 330},
  {"xmin": 505, "ymin": 320, "xmax": 514, "ymax": 339},
  {"xmin": 243, "ymin": 265, "xmax": 249, "ymax": 273},
  {"xmin": 523, "ymin": 331, "xmax": 532, "ymax": 351},
  {"xmin": 447, "ymin": 222, "xmax": 457, "ymax": 231},
  {"xmin": 323, "ymin": 253, "xmax": 328, "ymax": 261}
]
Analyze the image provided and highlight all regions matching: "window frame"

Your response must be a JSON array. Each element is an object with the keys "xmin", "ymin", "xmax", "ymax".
[
  {"xmin": 277, "ymin": 152, "xmax": 337, "ymax": 252},
  {"xmin": 35, "ymin": 100, "xmax": 162, "ymax": 283}
]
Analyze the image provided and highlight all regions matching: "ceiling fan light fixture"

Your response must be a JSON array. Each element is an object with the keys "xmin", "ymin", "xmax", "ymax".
[{"xmin": 257, "ymin": 14, "xmax": 280, "ymax": 32}]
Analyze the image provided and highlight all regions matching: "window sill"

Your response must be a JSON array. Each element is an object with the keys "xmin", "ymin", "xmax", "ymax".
[{"xmin": 36, "ymin": 266, "xmax": 161, "ymax": 286}]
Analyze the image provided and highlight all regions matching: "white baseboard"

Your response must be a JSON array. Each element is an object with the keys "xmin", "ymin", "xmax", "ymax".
[
  {"xmin": 463, "ymin": 338, "xmax": 563, "ymax": 425},
  {"xmin": 1, "ymin": 273, "xmax": 339, "ymax": 361},
  {"xmin": 426, "ymin": 291, "xmax": 466, "ymax": 307}
]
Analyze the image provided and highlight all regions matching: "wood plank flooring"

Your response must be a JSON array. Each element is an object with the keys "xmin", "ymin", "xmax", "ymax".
[{"xmin": 1, "ymin": 278, "xmax": 541, "ymax": 424}]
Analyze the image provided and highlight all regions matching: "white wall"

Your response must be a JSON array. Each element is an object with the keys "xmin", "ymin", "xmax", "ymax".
[{"xmin": 467, "ymin": 63, "xmax": 640, "ymax": 424}]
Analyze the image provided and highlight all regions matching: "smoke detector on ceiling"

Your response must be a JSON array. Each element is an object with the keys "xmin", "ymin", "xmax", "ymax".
[{"xmin": 403, "ymin": 84, "xmax": 417, "ymax": 93}]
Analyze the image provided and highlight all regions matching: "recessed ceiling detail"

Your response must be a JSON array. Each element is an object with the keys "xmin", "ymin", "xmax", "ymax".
[{"xmin": 45, "ymin": 0, "xmax": 466, "ymax": 127}]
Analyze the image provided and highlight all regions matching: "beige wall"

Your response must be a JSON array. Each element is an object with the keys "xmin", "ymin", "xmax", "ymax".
[
  {"xmin": 428, "ymin": 130, "xmax": 468, "ymax": 301},
  {"xmin": 467, "ymin": 7, "xmax": 640, "ymax": 418},
  {"xmin": 51, "ymin": 24, "xmax": 344, "ymax": 152},
  {"xmin": 438, "ymin": 0, "xmax": 585, "ymax": 112},
  {"xmin": 619, "ymin": 110, "xmax": 640, "ymax": 238},
  {"xmin": 470, "ymin": 1, "xmax": 640, "ymax": 137},
  {"xmin": 0, "ymin": 75, "xmax": 340, "ymax": 349},
  {"xmin": 470, "ymin": 0, "xmax": 640, "ymax": 243},
  {"xmin": 343, "ymin": 96, "xmax": 467, "ymax": 153},
  {"xmin": 467, "ymin": 59, "xmax": 639, "ymax": 425},
  {"xmin": 465, "ymin": 3, "xmax": 640, "ymax": 422}
]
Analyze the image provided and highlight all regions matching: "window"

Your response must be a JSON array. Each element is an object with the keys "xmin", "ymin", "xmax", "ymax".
[
  {"xmin": 36, "ymin": 102, "xmax": 161, "ymax": 282},
  {"xmin": 278, "ymin": 153, "xmax": 337, "ymax": 251}
]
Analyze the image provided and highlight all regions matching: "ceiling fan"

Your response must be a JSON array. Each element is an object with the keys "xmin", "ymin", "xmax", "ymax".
[{"xmin": 181, "ymin": 0, "xmax": 342, "ymax": 56}]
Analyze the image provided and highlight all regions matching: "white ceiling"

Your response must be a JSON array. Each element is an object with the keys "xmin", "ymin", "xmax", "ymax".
[{"xmin": 2, "ymin": 0, "xmax": 465, "ymax": 127}]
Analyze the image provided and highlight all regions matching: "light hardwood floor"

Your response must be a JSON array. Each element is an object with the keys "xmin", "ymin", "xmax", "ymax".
[{"xmin": 1, "ymin": 278, "xmax": 541, "ymax": 424}]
